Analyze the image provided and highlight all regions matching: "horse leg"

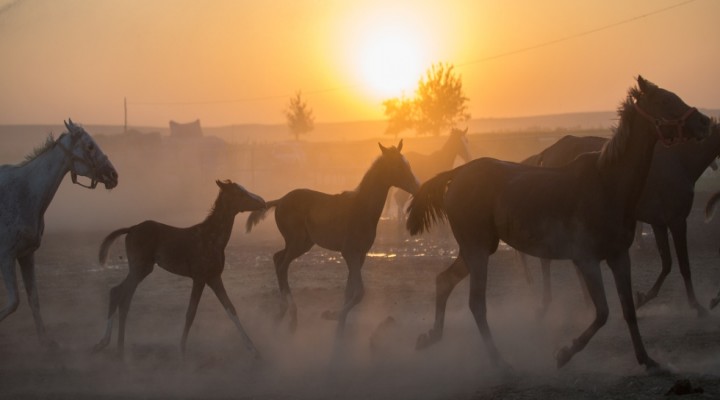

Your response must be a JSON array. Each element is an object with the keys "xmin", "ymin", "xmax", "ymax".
[
  {"xmin": 606, "ymin": 251, "xmax": 660, "ymax": 371},
  {"xmin": 573, "ymin": 263, "xmax": 592, "ymax": 308},
  {"xmin": 18, "ymin": 253, "xmax": 55, "ymax": 348},
  {"xmin": 180, "ymin": 279, "xmax": 205, "ymax": 355},
  {"xmin": 207, "ymin": 276, "xmax": 260, "ymax": 359},
  {"xmin": 516, "ymin": 251, "xmax": 533, "ymax": 285},
  {"xmin": 275, "ymin": 238, "xmax": 313, "ymax": 333},
  {"xmin": 0, "ymin": 256, "xmax": 19, "ymax": 323},
  {"xmin": 555, "ymin": 259, "xmax": 608, "ymax": 368},
  {"xmin": 710, "ymin": 287, "xmax": 720, "ymax": 309},
  {"xmin": 669, "ymin": 220, "xmax": 707, "ymax": 317},
  {"xmin": 117, "ymin": 267, "xmax": 151, "ymax": 354},
  {"xmin": 417, "ymin": 257, "xmax": 468, "ymax": 350},
  {"xmin": 537, "ymin": 258, "xmax": 552, "ymax": 319},
  {"xmin": 636, "ymin": 224, "xmax": 672, "ymax": 309},
  {"xmin": 93, "ymin": 274, "xmax": 129, "ymax": 352},
  {"xmin": 272, "ymin": 249, "xmax": 290, "ymax": 321},
  {"xmin": 462, "ymin": 245, "xmax": 510, "ymax": 370},
  {"xmin": 334, "ymin": 253, "xmax": 366, "ymax": 338}
]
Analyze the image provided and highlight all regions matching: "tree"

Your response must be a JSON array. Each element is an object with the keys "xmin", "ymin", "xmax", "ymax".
[
  {"xmin": 382, "ymin": 95, "xmax": 415, "ymax": 139},
  {"xmin": 383, "ymin": 62, "xmax": 470, "ymax": 137},
  {"xmin": 284, "ymin": 91, "xmax": 314, "ymax": 141}
]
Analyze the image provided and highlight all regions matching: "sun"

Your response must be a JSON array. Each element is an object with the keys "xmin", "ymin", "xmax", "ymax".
[{"xmin": 357, "ymin": 28, "xmax": 427, "ymax": 98}]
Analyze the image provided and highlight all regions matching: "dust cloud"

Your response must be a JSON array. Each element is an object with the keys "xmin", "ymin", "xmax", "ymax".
[{"xmin": 2, "ymin": 128, "xmax": 720, "ymax": 399}]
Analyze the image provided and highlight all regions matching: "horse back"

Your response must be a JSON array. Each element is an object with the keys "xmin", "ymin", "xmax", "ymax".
[
  {"xmin": 275, "ymin": 189, "xmax": 354, "ymax": 251},
  {"xmin": 446, "ymin": 156, "xmax": 626, "ymax": 259},
  {"xmin": 125, "ymin": 220, "xmax": 219, "ymax": 278}
]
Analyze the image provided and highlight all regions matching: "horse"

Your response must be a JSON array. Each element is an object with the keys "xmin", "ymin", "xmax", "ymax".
[
  {"xmin": 0, "ymin": 120, "xmax": 118, "ymax": 347},
  {"xmin": 389, "ymin": 128, "xmax": 471, "ymax": 221},
  {"xmin": 246, "ymin": 141, "xmax": 419, "ymax": 335},
  {"xmin": 92, "ymin": 180, "xmax": 265, "ymax": 357},
  {"xmin": 703, "ymin": 190, "xmax": 720, "ymax": 309},
  {"xmin": 519, "ymin": 125, "xmax": 720, "ymax": 317},
  {"xmin": 406, "ymin": 76, "xmax": 712, "ymax": 372}
]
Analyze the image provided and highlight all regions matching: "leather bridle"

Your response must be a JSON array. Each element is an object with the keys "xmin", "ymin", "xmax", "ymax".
[{"xmin": 634, "ymin": 102, "xmax": 698, "ymax": 147}]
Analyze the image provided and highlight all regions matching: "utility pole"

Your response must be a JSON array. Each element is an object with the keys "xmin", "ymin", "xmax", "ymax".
[{"xmin": 124, "ymin": 97, "xmax": 128, "ymax": 134}]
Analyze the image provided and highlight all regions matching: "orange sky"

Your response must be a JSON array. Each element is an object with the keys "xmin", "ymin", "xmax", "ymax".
[{"xmin": 0, "ymin": 0, "xmax": 718, "ymax": 127}]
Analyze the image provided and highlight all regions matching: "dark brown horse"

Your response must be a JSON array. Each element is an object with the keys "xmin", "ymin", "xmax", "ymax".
[
  {"xmin": 520, "ymin": 125, "xmax": 720, "ymax": 317},
  {"xmin": 246, "ymin": 141, "xmax": 418, "ymax": 335},
  {"xmin": 390, "ymin": 128, "xmax": 471, "ymax": 221},
  {"xmin": 406, "ymin": 77, "xmax": 711, "ymax": 371},
  {"xmin": 92, "ymin": 180, "xmax": 265, "ymax": 357}
]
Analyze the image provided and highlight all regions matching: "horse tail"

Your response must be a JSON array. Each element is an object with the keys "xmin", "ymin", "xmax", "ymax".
[
  {"xmin": 98, "ymin": 227, "xmax": 131, "ymax": 265},
  {"xmin": 246, "ymin": 199, "xmax": 280, "ymax": 233},
  {"xmin": 406, "ymin": 169, "xmax": 457, "ymax": 235},
  {"xmin": 705, "ymin": 190, "xmax": 720, "ymax": 222}
]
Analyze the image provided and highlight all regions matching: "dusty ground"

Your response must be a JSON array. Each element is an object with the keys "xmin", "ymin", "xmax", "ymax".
[{"xmin": 2, "ymin": 207, "xmax": 720, "ymax": 399}]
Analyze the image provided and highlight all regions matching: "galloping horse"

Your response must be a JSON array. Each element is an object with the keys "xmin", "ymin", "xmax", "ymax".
[
  {"xmin": 0, "ymin": 120, "xmax": 118, "ymax": 347},
  {"xmin": 246, "ymin": 141, "xmax": 418, "ymax": 335},
  {"xmin": 519, "ymin": 125, "xmax": 720, "ymax": 317},
  {"xmin": 390, "ymin": 128, "xmax": 471, "ymax": 221},
  {"xmin": 406, "ymin": 77, "xmax": 711, "ymax": 371},
  {"xmin": 92, "ymin": 180, "xmax": 265, "ymax": 357}
]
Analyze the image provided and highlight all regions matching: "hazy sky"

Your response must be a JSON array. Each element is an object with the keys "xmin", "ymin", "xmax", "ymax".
[{"xmin": 0, "ymin": 0, "xmax": 718, "ymax": 127}]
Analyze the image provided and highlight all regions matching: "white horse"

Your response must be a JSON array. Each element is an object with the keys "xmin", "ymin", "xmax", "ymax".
[{"xmin": 0, "ymin": 119, "xmax": 118, "ymax": 347}]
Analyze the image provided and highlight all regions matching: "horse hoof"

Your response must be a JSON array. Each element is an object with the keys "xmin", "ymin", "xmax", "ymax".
[
  {"xmin": 696, "ymin": 306, "xmax": 709, "ymax": 318},
  {"xmin": 710, "ymin": 297, "xmax": 720, "ymax": 310},
  {"xmin": 645, "ymin": 359, "xmax": 673, "ymax": 376},
  {"xmin": 555, "ymin": 346, "xmax": 573, "ymax": 368},
  {"xmin": 635, "ymin": 291, "xmax": 647, "ymax": 309},
  {"xmin": 415, "ymin": 331, "xmax": 440, "ymax": 350},
  {"xmin": 321, "ymin": 310, "xmax": 338, "ymax": 320}
]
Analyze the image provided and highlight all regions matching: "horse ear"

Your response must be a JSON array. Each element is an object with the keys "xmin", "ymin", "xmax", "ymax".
[
  {"xmin": 637, "ymin": 75, "xmax": 657, "ymax": 94},
  {"xmin": 216, "ymin": 179, "xmax": 224, "ymax": 188},
  {"xmin": 378, "ymin": 142, "xmax": 388, "ymax": 154},
  {"xmin": 397, "ymin": 139, "xmax": 403, "ymax": 152},
  {"xmin": 64, "ymin": 120, "xmax": 71, "ymax": 132}
]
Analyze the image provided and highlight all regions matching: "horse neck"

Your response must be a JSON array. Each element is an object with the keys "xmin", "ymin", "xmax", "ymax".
[
  {"xmin": 202, "ymin": 199, "xmax": 237, "ymax": 248},
  {"xmin": 354, "ymin": 163, "xmax": 393, "ymax": 221},
  {"xmin": 436, "ymin": 137, "xmax": 463, "ymax": 165},
  {"xmin": 597, "ymin": 117, "xmax": 657, "ymax": 208},
  {"xmin": 20, "ymin": 141, "xmax": 72, "ymax": 217},
  {"xmin": 674, "ymin": 127, "xmax": 720, "ymax": 182}
]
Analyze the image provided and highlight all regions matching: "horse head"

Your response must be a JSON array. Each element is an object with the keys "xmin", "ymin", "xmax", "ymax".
[
  {"xmin": 216, "ymin": 179, "xmax": 265, "ymax": 213},
  {"xmin": 378, "ymin": 140, "xmax": 420, "ymax": 195},
  {"xmin": 633, "ymin": 76, "xmax": 711, "ymax": 146},
  {"xmin": 449, "ymin": 127, "xmax": 472, "ymax": 162},
  {"xmin": 60, "ymin": 119, "xmax": 118, "ymax": 189}
]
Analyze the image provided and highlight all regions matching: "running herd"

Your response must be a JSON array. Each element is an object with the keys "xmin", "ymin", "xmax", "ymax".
[{"xmin": 1, "ymin": 77, "xmax": 719, "ymax": 373}]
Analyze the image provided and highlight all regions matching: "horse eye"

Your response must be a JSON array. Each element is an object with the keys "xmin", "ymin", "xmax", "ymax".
[{"xmin": 87, "ymin": 143, "xmax": 95, "ymax": 151}]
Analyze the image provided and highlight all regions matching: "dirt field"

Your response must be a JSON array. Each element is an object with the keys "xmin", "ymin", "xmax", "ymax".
[{"xmin": 2, "ymin": 203, "xmax": 720, "ymax": 399}]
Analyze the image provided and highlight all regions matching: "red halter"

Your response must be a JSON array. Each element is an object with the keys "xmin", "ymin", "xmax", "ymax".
[{"xmin": 633, "ymin": 102, "xmax": 697, "ymax": 147}]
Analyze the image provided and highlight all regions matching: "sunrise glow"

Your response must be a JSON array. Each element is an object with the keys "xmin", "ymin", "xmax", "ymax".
[{"xmin": 356, "ymin": 29, "xmax": 427, "ymax": 98}]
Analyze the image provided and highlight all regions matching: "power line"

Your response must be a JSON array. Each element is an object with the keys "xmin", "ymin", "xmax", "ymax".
[
  {"xmin": 129, "ymin": 0, "xmax": 699, "ymax": 107},
  {"xmin": 458, "ymin": 0, "xmax": 697, "ymax": 67}
]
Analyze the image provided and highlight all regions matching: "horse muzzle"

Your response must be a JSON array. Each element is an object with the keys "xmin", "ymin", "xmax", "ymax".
[{"xmin": 98, "ymin": 166, "xmax": 119, "ymax": 189}]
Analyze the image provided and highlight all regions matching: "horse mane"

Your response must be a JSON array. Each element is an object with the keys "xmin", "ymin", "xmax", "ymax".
[
  {"xmin": 354, "ymin": 154, "xmax": 387, "ymax": 192},
  {"xmin": 20, "ymin": 133, "xmax": 58, "ymax": 166},
  {"xmin": 597, "ymin": 91, "xmax": 637, "ymax": 170},
  {"xmin": 204, "ymin": 188, "xmax": 227, "ymax": 222}
]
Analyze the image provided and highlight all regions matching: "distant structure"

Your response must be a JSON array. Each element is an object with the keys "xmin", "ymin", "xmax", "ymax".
[{"xmin": 169, "ymin": 119, "xmax": 203, "ymax": 139}]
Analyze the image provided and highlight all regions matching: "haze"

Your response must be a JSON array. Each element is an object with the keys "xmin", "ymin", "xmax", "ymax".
[{"xmin": 1, "ymin": 0, "xmax": 719, "ymax": 127}]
